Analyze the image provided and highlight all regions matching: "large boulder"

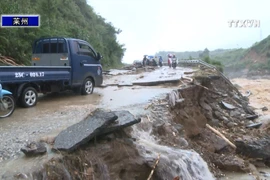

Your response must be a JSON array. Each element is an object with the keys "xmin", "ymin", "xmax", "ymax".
[{"xmin": 235, "ymin": 136, "xmax": 270, "ymax": 160}]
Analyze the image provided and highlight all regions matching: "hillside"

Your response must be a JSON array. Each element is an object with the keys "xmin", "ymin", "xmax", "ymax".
[
  {"xmin": 157, "ymin": 35, "xmax": 270, "ymax": 77},
  {"xmin": 156, "ymin": 49, "xmax": 232, "ymax": 60},
  {"xmin": 0, "ymin": 0, "xmax": 125, "ymax": 69},
  {"xmin": 212, "ymin": 35, "xmax": 270, "ymax": 76}
]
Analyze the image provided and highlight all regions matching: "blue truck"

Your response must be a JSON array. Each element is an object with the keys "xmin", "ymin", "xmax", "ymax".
[{"xmin": 0, "ymin": 37, "xmax": 103, "ymax": 108}]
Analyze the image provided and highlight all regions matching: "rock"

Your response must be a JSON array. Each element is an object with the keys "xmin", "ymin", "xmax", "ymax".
[
  {"xmin": 21, "ymin": 141, "xmax": 47, "ymax": 156},
  {"xmin": 99, "ymin": 110, "xmax": 141, "ymax": 135},
  {"xmin": 227, "ymin": 122, "xmax": 237, "ymax": 128},
  {"xmin": 209, "ymin": 119, "xmax": 220, "ymax": 127},
  {"xmin": 53, "ymin": 109, "xmax": 118, "ymax": 152},
  {"xmin": 246, "ymin": 122, "xmax": 262, "ymax": 129},
  {"xmin": 14, "ymin": 173, "xmax": 28, "ymax": 179},
  {"xmin": 214, "ymin": 111, "xmax": 223, "ymax": 119},
  {"xmin": 235, "ymin": 136, "xmax": 270, "ymax": 160},
  {"xmin": 246, "ymin": 114, "xmax": 258, "ymax": 120},
  {"xmin": 222, "ymin": 116, "xmax": 230, "ymax": 124},
  {"xmin": 229, "ymin": 110, "xmax": 241, "ymax": 117},
  {"xmin": 220, "ymin": 101, "xmax": 236, "ymax": 110},
  {"xmin": 201, "ymin": 129, "xmax": 228, "ymax": 152},
  {"xmin": 212, "ymin": 154, "xmax": 246, "ymax": 172},
  {"xmin": 243, "ymin": 106, "xmax": 256, "ymax": 115},
  {"xmin": 199, "ymin": 100, "xmax": 212, "ymax": 111},
  {"xmin": 177, "ymin": 137, "xmax": 189, "ymax": 148},
  {"xmin": 262, "ymin": 106, "xmax": 268, "ymax": 111}
]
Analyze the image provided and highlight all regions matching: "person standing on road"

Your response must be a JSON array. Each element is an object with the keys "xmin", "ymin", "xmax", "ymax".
[
  {"xmin": 172, "ymin": 54, "xmax": 178, "ymax": 69},
  {"xmin": 142, "ymin": 55, "xmax": 147, "ymax": 67},
  {"xmin": 168, "ymin": 54, "xmax": 172, "ymax": 68},
  {"xmin": 159, "ymin": 56, "xmax": 163, "ymax": 67}
]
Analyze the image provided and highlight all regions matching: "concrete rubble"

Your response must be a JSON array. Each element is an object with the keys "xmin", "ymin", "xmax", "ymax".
[{"xmin": 53, "ymin": 109, "xmax": 141, "ymax": 152}]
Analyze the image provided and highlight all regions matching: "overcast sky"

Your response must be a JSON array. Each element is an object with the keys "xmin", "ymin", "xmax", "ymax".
[{"xmin": 87, "ymin": 0, "xmax": 270, "ymax": 63}]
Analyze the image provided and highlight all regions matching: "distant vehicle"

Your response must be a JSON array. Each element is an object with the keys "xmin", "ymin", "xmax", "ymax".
[
  {"xmin": 133, "ymin": 60, "xmax": 143, "ymax": 68},
  {"xmin": 145, "ymin": 55, "xmax": 157, "ymax": 66},
  {"xmin": 0, "ymin": 37, "xmax": 103, "ymax": 108}
]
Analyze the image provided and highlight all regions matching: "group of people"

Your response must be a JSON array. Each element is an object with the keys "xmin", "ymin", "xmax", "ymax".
[
  {"xmin": 167, "ymin": 54, "xmax": 178, "ymax": 68},
  {"xmin": 142, "ymin": 54, "xmax": 178, "ymax": 68}
]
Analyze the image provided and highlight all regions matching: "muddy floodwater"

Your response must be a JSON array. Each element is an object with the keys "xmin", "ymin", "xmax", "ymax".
[{"xmin": 231, "ymin": 78, "xmax": 270, "ymax": 115}]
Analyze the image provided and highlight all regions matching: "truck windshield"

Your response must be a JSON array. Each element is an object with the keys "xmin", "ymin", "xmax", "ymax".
[{"xmin": 33, "ymin": 38, "xmax": 67, "ymax": 54}]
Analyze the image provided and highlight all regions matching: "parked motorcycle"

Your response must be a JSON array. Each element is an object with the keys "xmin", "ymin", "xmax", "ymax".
[
  {"xmin": 172, "ymin": 59, "xmax": 177, "ymax": 69},
  {"xmin": 0, "ymin": 83, "xmax": 15, "ymax": 118},
  {"xmin": 159, "ymin": 61, "xmax": 163, "ymax": 67}
]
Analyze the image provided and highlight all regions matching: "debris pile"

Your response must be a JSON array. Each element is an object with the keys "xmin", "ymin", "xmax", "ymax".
[
  {"xmin": 166, "ymin": 74, "xmax": 270, "ymax": 178},
  {"xmin": 0, "ymin": 56, "xmax": 24, "ymax": 66}
]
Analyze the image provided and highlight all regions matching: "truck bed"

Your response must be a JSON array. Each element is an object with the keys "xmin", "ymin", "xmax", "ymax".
[{"xmin": 0, "ymin": 66, "xmax": 71, "ymax": 84}]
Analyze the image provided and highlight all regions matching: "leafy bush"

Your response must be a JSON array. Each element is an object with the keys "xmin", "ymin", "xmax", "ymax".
[{"xmin": 202, "ymin": 56, "xmax": 224, "ymax": 72}]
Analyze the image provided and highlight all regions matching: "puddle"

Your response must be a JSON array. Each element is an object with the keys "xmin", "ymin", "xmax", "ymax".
[{"xmin": 97, "ymin": 86, "xmax": 172, "ymax": 109}]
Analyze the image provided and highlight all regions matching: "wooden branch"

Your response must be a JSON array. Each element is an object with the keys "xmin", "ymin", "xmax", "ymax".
[
  {"xmin": 206, "ymin": 124, "xmax": 236, "ymax": 149},
  {"xmin": 147, "ymin": 153, "xmax": 161, "ymax": 180},
  {"xmin": 195, "ymin": 84, "xmax": 222, "ymax": 95},
  {"xmin": 0, "ymin": 56, "xmax": 24, "ymax": 66}
]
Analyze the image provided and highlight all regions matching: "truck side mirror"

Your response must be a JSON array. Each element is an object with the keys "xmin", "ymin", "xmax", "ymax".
[{"xmin": 96, "ymin": 53, "xmax": 103, "ymax": 60}]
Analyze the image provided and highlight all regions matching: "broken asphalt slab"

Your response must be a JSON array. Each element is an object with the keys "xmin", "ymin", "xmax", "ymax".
[
  {"xmin": 53, "ymin": 109, "xmax": 118, "ymax": 152},
  {"xmin": 100, "ymin": 110, "xmax": 141, "ymax": 135},
  {"xmin": 132, "ymin": 77, "xmax": 181, "ymax": 86},
  {"xmin": 53, "ymin": 110, "xmax": 141, "ymax": 152}
]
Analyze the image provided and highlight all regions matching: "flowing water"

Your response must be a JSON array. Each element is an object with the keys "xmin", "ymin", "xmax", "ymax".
[{"xmin": 131, "ymin": 118, "xmax": 215, "ymax": 180}]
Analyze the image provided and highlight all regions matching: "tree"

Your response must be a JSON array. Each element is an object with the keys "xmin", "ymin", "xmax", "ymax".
[{"xmin": 0, "ymin": 0, "xmax": 125, "ymax": 68}]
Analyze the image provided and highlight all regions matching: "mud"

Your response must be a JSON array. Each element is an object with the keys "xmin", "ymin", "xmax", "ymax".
[{"xmin": 231, "ymin": 78, "xmax": 270, "ymax": 116}]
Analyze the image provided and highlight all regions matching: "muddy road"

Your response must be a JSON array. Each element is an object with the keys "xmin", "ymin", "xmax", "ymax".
[{"xmin": 0, "ymin": 66, "xmax": 192, "ymax": 164}]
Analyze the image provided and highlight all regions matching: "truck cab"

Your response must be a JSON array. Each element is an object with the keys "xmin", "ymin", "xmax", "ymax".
[{"xmin": 32, "ymin": 37, "xmax": 103, "ymax": 88}]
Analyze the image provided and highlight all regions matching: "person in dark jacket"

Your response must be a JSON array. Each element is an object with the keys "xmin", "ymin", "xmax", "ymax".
[{"xmin": 142, "ymin": 55, "xmax": 147, "ymax": 67}]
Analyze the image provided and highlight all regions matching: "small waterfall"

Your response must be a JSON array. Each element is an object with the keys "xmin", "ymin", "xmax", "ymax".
[{"xmin": 132, "ymin": 120, "xmax": 215, "ymax": 180}]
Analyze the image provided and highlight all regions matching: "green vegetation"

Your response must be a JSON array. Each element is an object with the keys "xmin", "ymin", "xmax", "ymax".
[
  {"xmin": 250, "ymin": 35, "xmax": 270, "ymax": 55},
  {"xmin": 202, "ymin": 56, "xmax": 224, "ymax": 72},
  {"xmin": 211, "ymin": 48, "xmax": 247, "ymax": 68},
  {"xmin": 212, "ymin": 35, "xmax": 270, "ymax": 71},
  {"xmin": 0, "ymin": 0, "xmax": 125, "ymax": 69}
]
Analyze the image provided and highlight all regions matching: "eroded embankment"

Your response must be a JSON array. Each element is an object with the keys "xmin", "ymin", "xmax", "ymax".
[
  {"xmin": 168, "ymin": 75, "xmax": 270, "ymax": 178},
  {"xmin": 18, "ymin": 74, "xmax": 270, "ymax": 180}
]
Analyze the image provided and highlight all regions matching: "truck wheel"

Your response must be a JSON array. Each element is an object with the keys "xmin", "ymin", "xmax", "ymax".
[
  {"xmin": 81, "ymin": 78, "xmax": 94, "ymax": 95},
  {"xmin": 20, "ymin": 87, "xmax": 38, "ymax": 108}
]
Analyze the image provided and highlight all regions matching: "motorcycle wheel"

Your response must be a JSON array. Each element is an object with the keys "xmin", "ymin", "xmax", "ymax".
[{"xmin": 0, "ymin": 95, "xmax": 15, "ymax": 118}]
